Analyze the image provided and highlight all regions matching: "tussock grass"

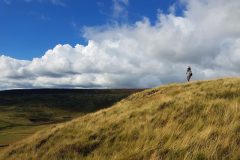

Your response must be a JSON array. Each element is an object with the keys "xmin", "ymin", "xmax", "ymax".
[
  {"xmin": 0, "ymin": 89, "xmax": 138, "ymax": 146},
  {"xmin": 1, "ymin": 78, "xmax": 240, "ymax": 160}
]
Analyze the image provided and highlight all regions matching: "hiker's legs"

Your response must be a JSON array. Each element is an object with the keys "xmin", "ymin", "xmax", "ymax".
[
  {"xmin": 189, "ymin": 75, "xmax": 192, "ymax": 82},
  {"xmin": 187, "ymin": 75, "xmax": 191, "ymax": 82}
]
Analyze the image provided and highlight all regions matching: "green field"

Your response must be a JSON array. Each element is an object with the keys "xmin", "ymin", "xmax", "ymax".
[
  {"xmin": 0, "ymin": 89, "xmax": 141, "ymax": 147},
  {"xmin": 1, "ymin": 78, "xmax": 240, "ymax": 159}
]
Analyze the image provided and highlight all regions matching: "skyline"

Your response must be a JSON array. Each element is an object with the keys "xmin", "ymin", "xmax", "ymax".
[{"xmin": 0, "ymin": 0, "xmax": 240, "ymax": 89}]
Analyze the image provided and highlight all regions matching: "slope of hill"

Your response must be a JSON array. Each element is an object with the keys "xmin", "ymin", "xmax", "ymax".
[
  {"xmin": 1, "ymin": 78, "xmax": 240, "ymax": 160},
  {"xmin": 0, "ymin": 89, "xmax": 141, "ymax": 147}
]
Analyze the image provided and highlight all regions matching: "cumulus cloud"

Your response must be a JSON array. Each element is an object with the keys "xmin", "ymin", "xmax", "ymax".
[{"xmin": 0, "ymin": 0, "xmax": 240, "ymax": 89}]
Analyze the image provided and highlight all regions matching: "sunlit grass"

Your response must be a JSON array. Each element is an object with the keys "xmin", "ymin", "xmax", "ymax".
[
  {"xmin": 0, "ymin": 89, "xmax": 137, "ymax": 147},
  {"xmin": 1, "ymin": 78, "xmax": 240, "ymax": 160}
]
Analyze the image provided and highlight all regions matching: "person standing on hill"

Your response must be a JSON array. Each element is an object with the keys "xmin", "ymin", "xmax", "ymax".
[{"xmin": 186, "ymin": 66, "xmax": 192, "ymax": 82}]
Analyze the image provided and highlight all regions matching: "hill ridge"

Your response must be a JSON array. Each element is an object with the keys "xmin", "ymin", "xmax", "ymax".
[{"xmin": 1, "ymin": 78, "xmax": 240, "ymax": 160}]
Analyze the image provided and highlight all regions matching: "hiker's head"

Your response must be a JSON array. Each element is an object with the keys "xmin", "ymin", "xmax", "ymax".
[{"xmin": 187, "ymin": 66, "xmax": 191, "ymax": 70}]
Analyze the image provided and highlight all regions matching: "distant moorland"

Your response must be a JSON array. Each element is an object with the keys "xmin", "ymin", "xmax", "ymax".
[{"xmin": 0, "ymin": 89, "xmax": 142, "ymax": 147}]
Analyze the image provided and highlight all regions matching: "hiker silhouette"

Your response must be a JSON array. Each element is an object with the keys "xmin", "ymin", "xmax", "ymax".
[{"xmin": 186, "ymin": 66, "xmax": 192, "ymax": 82}]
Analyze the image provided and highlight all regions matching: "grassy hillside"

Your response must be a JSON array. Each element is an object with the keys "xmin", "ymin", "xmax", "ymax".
[
  {"xmin": 1, "ymin": 78, "xmax": 240, "ymax": 160},
  {"xmin": 0, "ymin": 89, "xmax": 140, "ymax": 147}
]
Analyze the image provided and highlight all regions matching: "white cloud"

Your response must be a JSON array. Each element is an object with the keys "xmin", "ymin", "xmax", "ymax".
[
  {"xmin": 112, "ymin": 0, "xmax": 129, "ymax": 21},
  {"xmin": 50, "ymin": 0, "xmax": 65, "ymax": 6},
  {"xmin": 0, "ymin": 0, "xmax": 240, "ymax": 89}
]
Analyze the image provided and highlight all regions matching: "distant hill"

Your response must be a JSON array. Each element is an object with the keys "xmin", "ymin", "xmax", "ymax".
[
  {"xmin": 1, "ymin": 78, "xmax": 240, "ymax": 159},
  {"xmin": 0, "ymin": 89, "xmax": 142, "ymax": 147},
  {"xmin": 0, "ymin": 89, "xmax": 143, "ymax": 111}
]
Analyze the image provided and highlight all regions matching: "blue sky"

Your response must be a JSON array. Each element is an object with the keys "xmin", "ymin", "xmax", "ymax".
[
  {"xmin": 0, "ymin": 0, "xmax": 239, "ymax": 89},
  {"xmin": 0, "ymin": 0, "xmax": 182, "ymax": 60}
]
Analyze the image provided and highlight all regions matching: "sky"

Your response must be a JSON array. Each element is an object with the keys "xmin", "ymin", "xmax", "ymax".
[
  {"xmin": 0, "ymin": 0, "xmax": 179, "ymax": 60},
  {"xmin": 0, "ymin": 0, "xmax": 240, "ymax": 89}
]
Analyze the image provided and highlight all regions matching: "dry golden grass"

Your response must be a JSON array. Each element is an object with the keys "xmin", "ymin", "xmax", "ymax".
[{"xmin": 1, "ymin": 78, "xmax": 240, "ymax": 160}]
